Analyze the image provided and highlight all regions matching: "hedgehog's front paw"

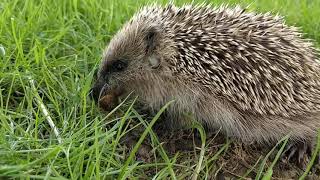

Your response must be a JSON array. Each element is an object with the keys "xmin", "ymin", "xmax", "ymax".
[{"xmin": 281, "ymin": 141, "xmax": 314, "ymax": 169}]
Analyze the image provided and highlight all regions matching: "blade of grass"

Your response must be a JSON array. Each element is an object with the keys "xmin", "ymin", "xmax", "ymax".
[
  {"xmin": 191, "ymin": 121, "xmax": 206, "ymax": 180},
  {"xmin": 299, "ymin": 130, "xmax": 320, "ymax": 180},
  {"xmin": 131, "ymin": 108, "xmax": 177, "ymax": 179},
  {"xmin": 107, "ymin": 95, "xmax": 137, "ymax": 169},
  {"xmin": 262, "ymin": 135, "xmax": 289, "ymax": 180},
  {"xmin": 28, "ymin": 75, "xmax": 62, "ymax": 144},
  {"xmin": 255, "ymin": 134, "xmax": 290, "ymax": 180},
  {"xmin": 118, "ymin": 100, "xmax": 174, "ymax": 179}
]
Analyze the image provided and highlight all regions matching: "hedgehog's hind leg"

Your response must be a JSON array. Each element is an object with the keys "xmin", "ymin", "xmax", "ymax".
[{"xmin": 281, "ymin": 141, "xmax": 314, "ymax": 169}]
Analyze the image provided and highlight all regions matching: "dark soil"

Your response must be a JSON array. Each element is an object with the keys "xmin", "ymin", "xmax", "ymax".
[{"xmin": 120, "ymin": 122, "xmax": 320, "ymax": 179}]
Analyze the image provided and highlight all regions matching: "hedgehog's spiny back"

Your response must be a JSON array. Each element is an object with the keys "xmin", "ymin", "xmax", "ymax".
[{"xmin": 133, "ymin": 4, "xmax": 320, "ymax": 117}]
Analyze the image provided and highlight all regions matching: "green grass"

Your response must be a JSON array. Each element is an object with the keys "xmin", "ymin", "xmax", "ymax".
[{"xmin": 0, "ymin": 0, "xmax": 320, "ymax": 179}]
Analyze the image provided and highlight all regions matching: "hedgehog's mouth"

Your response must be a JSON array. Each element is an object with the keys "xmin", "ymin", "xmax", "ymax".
[
  {"xmin": 98, "ymin": 87, "xmax": 123, "ymax": 111},
  {"xmin": 90, "ymin": 82, "xmax": 124, "ymax": 111}
]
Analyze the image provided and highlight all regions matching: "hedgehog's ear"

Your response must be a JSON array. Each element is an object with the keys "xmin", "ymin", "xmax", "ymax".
[
  {"xmin": 145, "ymin": 27, "xmax": 159, "ymax": 54},
  {"xmin": 145, "ymin": 27, "xmax": 161, "ymax": 69}
]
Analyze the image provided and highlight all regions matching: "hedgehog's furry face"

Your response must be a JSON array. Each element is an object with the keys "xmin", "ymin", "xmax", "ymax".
[{"xmin": 91, "ymin": 19, "xmax": 176, "ymax": 111}]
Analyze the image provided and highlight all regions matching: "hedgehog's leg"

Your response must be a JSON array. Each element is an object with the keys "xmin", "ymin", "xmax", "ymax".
[
  {"xmin": 288, "ymin": 142, "xmax": 308, "ymax": 162},
  {"xmin": 282, "ymin": 141, "xmax": 311, "ymax": 169}
]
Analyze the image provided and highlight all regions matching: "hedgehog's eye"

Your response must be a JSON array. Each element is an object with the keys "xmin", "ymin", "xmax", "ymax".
[{"xmin": 112, "ymin": 60, "xmax": 127, "ymax": 71}]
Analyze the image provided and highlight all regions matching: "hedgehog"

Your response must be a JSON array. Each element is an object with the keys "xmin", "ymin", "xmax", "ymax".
[{"xmin": 90, "ymin": 4, "xmax": 320, "ymax": 164}]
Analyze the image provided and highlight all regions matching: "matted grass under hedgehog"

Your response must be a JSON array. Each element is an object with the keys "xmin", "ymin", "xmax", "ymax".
[{"xmin": 0, "ymin": 0, "xmax": 320, "ymax": 179}]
